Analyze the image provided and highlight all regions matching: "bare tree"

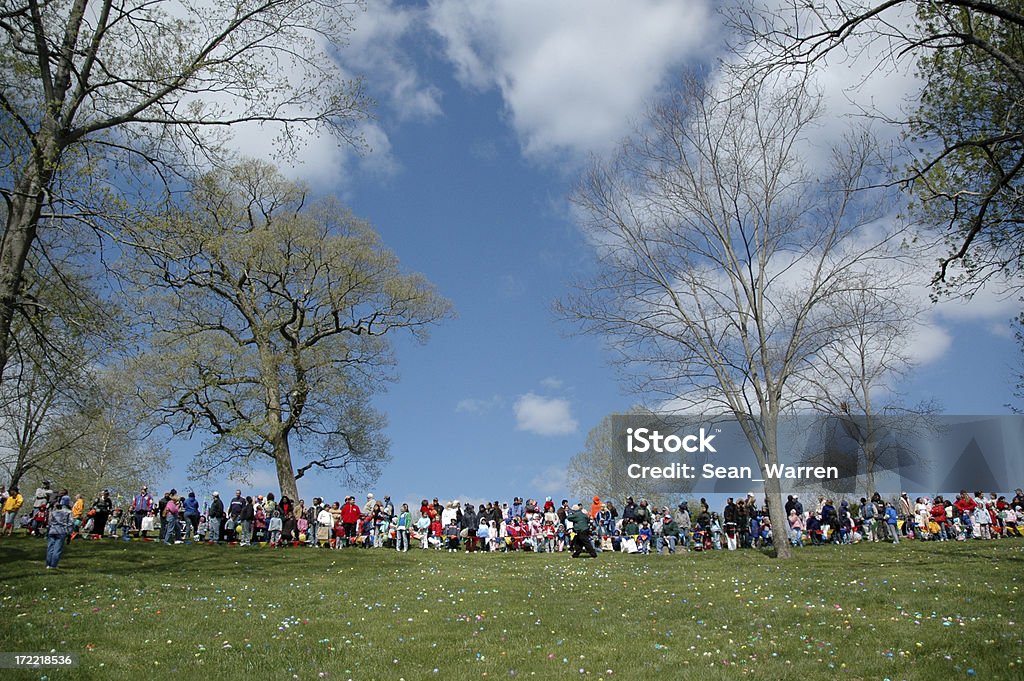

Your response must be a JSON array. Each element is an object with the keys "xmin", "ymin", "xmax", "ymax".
[
  {"xmin": 797, "ymin": 281, "xmax": 938, "ymax": 496},
  {"xmin": 560, "ymin": 71, "xmax": 907, "ymax": 558},
  {"xmin": 0, "ymin": 253, "xmax": 122, "ymax": 490},
  {"xmin": 0, "ymin": 0, "xmax": 371, "ymax": 382},
  {"xmin": 566, "ymin": 411, "xmax": 674, "ymax": 510},
  {"xmin": 125, "ymin": 160, "xmax": 452, "ymax": 501}
]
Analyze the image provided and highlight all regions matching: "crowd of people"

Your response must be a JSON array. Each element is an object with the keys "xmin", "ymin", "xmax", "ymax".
[{"xmin": 2, "ymin": 481, "xmax": 1023, "ymax": 562}]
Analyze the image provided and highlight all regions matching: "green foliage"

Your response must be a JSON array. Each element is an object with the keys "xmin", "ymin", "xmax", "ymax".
[
  {"xmin": 907, "ymin": 1, "xmax": 1024, "ymax": 289},
  {"xmin": 125, "ymin": 160, "xmax": 452, "ymax": 493}
]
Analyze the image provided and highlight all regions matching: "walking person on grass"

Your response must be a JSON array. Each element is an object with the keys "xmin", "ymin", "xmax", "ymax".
[{"xmin": 46, "ymin": 496, "xmax": 74, "ymax": 569}]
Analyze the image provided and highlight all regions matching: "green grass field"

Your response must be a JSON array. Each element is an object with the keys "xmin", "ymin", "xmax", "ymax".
[{"xmin": 0, "ymin": 538, "xmax": 1021, "ymax": 680}]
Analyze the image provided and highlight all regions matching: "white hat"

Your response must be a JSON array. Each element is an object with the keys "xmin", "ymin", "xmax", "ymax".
[{"xmin": 212, "ymin": 491, "xmax": 220, "ymax": 497}]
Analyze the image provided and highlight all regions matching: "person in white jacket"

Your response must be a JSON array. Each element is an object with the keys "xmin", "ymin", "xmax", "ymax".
[{"xmin": 316, "ymin": 506, "xmax": 334, "ymax": 547}]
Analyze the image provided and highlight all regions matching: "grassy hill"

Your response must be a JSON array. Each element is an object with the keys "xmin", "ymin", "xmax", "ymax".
[{"xmin": 0, "ymin": 538, "xmax": 1021, "ymax": 680}]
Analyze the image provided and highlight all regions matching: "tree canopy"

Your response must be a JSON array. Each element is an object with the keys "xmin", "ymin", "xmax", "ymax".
[
  {"xmin": 0, "ymin": 0, "xmax": 370, "ymax": 382},
  {"xmin": 734, "ymin": 0, "xmax": 1024, "ymax": 293},
  {"xmin": 126, "ymin": 161, "xmax": 451, "ymax": 500}
]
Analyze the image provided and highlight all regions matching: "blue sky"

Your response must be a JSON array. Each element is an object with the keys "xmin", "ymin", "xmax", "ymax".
[{"xmin": 157, "ymin": 0, "xmax": 1020, "ymax": 508}]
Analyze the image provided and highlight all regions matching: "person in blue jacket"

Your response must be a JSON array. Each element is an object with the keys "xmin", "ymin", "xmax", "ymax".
[
  {"xmin": 884, "ymin": 502, "xmax": 900, "ymax": 544},
  {"xmin": 183, "ymin": 492, "xmax": 201, "ymax": 541}
]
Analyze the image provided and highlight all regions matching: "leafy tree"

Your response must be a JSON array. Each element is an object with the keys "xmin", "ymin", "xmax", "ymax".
[
  {"xmin": 734, "ymin": 1, "xmax": 1024, "ymax": 293},
  {"xmin": 0, "ymin": 0, "xmax": 370, "ymax": 382},
  {"xmin": 126, "ymin": 160, "xmax": 452, "ymax": 501}
]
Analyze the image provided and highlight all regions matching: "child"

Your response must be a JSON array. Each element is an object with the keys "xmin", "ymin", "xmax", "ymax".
[
  {"xmin": 710, "ymin": 514, "xmax": 722, "ymax": 550},
  {"xmin": 115, "ymin": 508, "xmax": 132, "ymax": 541},
  {"xmin": 488, "ymin": 520, "xmax": 499, "ymax": 552},
  {"xmin": 395, "ymin": 503, "xmax": 412, "ymax": 552},
  {"xmin": 282, "ymin": 512, "xmax": 297, "ymax": 544},
  {"xmin": 972, "ymin": 503, "xmax": 990, "ymax": 540},
  {"xmin": 197, "ymin": 515, "xmax": 209, "ymax": 542},
  {"xmin": 884, "ymin": 503, "xmax": 900, "ymax": 544},
  {"xmin": 141, "ymin": 509, "xmax": 156, "ymax": 540},
  {"xmin": 254, "ymin": 505, "xmax": 267, "ymax": 544},
  {"xmin": 476, "ymin": 520, "xmax": 490, "ymax": 551},
  {"xmin": 429, "ymin": 516, "xmax": 443, "ymax": 549},
  {"xmin": 416, "ymin": 513, "xmax": 431, "ymax": 549},
  {"xmin": 444, "ymin": 518, "xmax": 460, "ymax": 552},
  {"xmin": 1004, "ymin": 506, "xmax": 1019, "ymax": 537},
  {"xmin": 637, "ymin": 521, "xmax": 652, "ymax": 554},
  {"xmin": 788, "ymin": 509, "xmax": 804, "ymax": 547},
  {"xmin": 268, "ymin": 510, "xmax": 283, "ymax": 547}
]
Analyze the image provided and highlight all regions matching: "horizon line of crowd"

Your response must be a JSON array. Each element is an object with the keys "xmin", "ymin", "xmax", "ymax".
[{"xmin": 3, "ymin": 481, "xmax": 1024, "ymax": 558}]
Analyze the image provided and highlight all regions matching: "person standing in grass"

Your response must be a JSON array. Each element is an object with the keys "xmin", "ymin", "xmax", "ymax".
[
  {"xmin": 268, "ymin": 511, "xmax": 283, "ymax": 547},
  {"xmin": 46, "ymin": 496, "xmax": 73, "ymax": 569},
  {"xmin": 162, "ymin": 493, "xmax": 180, "ymax": 544},
  {"xmin": 30, "ymin": 480, "xmax": 53, "ymax": 536},
  {"xmin": 90, "ymin": 490, "xmax": 113, "ymax": 538},
  {"xmin": 444, "ymin": 517, "xmax": 460, "ymax": 551},
  {"xmin": 208, "ymin": 492, "xmax": 224, "ymax": 542},
  {"xmin": 239, "ymin": 496, "xmax": 255, "ymax": 546},
  {"xmin": 395, "ymin": 503, "xmax": 412, "ymax": 552},
  {"xmin": 70, "ymin": 495, "xmax": 84, "ymax": 535},
  {"xmin": 227, "ymin": 490, "xmax": 245, "ymax": 542},
  {"xmin": 567, "ymin": 503, "xmax": 597, "ymax": 558},
  {"xmin": 131, "ymin": 486, "xmax": 154, "ymax": 538},
  {"xmin": 315, "ymin": 504, "xmax": 333, "ymax": 547},
  {"xmin": 2, "ymin": 486, "xmax": 23, "ymax": 536},
  {"xmin": 416, "ymin": 509, "xmax": 430, "ymax": 549},
  {"xmin": 183, "ymin": 492, "xmax": 200, "ymax": 541},
  {"xmin": 788, "ymin": 509, "xmax": 804, "ymax": 547},
  {"xmin": 341, "ymin": 496, "xmax": 360, "ymax": 546},
  {"xmin": 883, "ymin": 503, "xmax": 900, "ymax": 544}
]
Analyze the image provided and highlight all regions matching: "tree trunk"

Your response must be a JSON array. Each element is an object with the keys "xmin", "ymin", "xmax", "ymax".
[
  {"xmin": 0, "ymin": 170, "xmax": 45, "ymax": 382},
  {"xmin": 272, "ymin": 432, "xmax": 299, "ymax": 502},
  {"xmin": 764, "ymin": 473, "xmax": 792, "ymax": 558},
  {"xmin": 8, "ymin": 465, "xmax": 27, "ymax": 492}
]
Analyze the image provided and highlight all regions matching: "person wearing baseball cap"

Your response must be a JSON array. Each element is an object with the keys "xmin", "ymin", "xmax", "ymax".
[
  {"xmin": 566, "ymin": 503, "xmax": 597, "ymax": 558},
  {"xmin": 208, "ymin": 491, "xmax": 224, "ymax": 543}
]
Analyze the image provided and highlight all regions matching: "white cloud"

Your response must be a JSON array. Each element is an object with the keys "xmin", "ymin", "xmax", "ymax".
[
  {"xmin": 218, "ymin": 0, "xmax": 447, "ymax": 189},
  {"xmin": 530, "ymin": 465, "xmax": 568, "ymax": 495},
  {"xmin": 344, "ymin": 1, "xmax": 444, "ymax": 122},
  {"xmin": 497, "ymin": 274, "xmax": 526, "ymax": 299},
  {"xmin": 456, "ymin": 395, "xmax": 504, "ymax": 414},
  {"xmin": 514, "ymin": 392, "xmax": 578, "ymax": 435},
  {"xmin": 428, "ymin": 0, "xmax": 717, "ymax": 161},
  {"xmin": 540, "ymin": 376, "xmax": 564, "ymax": 390},
  {"xmin": 905, "ymin": 321, "xmax": 953, "ymax": 367}
]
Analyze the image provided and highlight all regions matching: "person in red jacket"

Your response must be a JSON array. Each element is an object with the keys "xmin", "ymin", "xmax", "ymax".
[
  {"xmin": 953, "ymin": 490, "xmax": 976, "ymax": 516},
  {"xmin": 930, "ymin": 497, "xmax": 949, "ymax": 541},
  {"xmin": 340, "ymin": 496, "xmax": 361, "ymax": 546},
  {"xmin": 429, "ymin": 516, "xmax": 443, "ymax": 548}
]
